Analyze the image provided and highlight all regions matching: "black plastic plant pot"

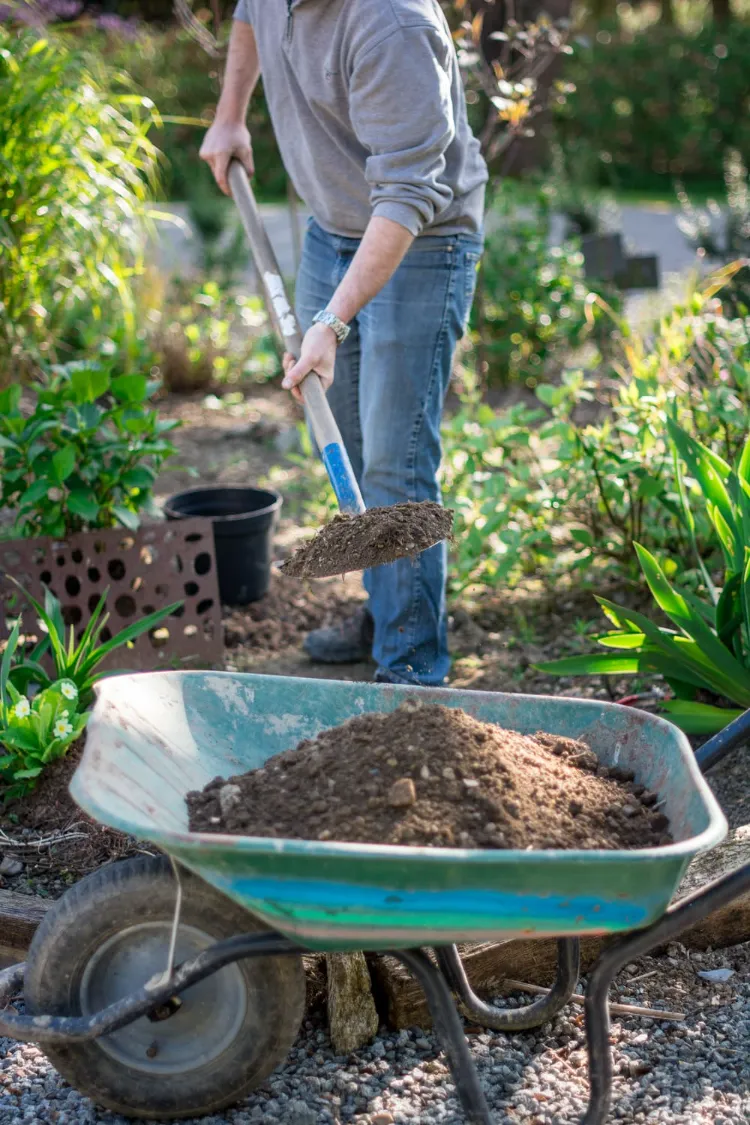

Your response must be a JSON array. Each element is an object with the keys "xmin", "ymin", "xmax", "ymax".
[{"xmin": 164, "ymin": 486, "xmax": 282, "ymax": 606}]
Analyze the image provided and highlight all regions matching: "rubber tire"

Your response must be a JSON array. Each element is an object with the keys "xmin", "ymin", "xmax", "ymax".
[{"xmin": 24, "ymin": 855, "xmax": 306, "ymax": 1121}]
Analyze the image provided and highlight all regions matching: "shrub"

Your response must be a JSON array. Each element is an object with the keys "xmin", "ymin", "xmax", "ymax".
[
  {"xmin": 444, "ymin": 272, "xmax": 750, "ymax": 592},
  {"xmin": 0, "ymin": 363, "xmax": 178, "ymax": 539},
  {"xmin": 0, "ymin": 28, "xmax": 160, "ymax": 378},
  {"xmin": 538, "ymin": 422, "xmax": 750, "ymax": 735},
  {"xmin": 101, "ymin": 25, "xmax": 285, "ymax": 202},
  {"xmin": 472, "ymin": 186, "xmax": 618, "ymax": 385},
  {"xmin": 554, "ymin": 24, "xmax": 750, "ymax": 192},
  {"xmin": 153, "ymin": 280, "xmax": 280, "ymax": 393}
]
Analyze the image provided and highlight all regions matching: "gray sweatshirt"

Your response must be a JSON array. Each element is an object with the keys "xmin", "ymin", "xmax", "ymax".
[{"xmin": 233, "ymin": 0, "xmax": 488, "ymax": 238}]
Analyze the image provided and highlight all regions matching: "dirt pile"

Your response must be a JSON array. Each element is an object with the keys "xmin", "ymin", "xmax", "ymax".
[
  {"xmin": 187, "ymin": 702, "xmax": 670, "ymax": 851},
  {"xmin": 279, "ymin": 501, "xmax": 453, "ymax": 578}
]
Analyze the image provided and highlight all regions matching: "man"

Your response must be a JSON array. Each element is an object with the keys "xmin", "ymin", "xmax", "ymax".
[{"xmin": 201, "ymin": 0, "xmax": 487, "ymax": 686}]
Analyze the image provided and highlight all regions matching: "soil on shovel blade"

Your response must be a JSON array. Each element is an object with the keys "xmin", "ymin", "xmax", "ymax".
[
  {"xmin": 279, "ymin": 501, "xmax": 454, "ymax": 579},
  {"xmin": 187, "ymin": 701, "xmax": 671, "ymax": 850}
]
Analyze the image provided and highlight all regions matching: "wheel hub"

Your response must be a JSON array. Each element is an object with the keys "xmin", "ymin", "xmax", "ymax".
[{"xmin": 79, "ymin": 921, "xmax": 247, "ymax": 1074}]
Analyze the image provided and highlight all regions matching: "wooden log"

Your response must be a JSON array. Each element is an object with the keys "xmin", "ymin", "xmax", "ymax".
[
  {"xmin": 370, "ymin": 939, "xmax": 605, "ymax": 1031},
  {"xmin": 325, "ymin": 952, "xmax": 379, "ymax": 1055},
  {"xmin": 371, "ymin": 827, "xmax": 750, "ymax": 1030},
  {"xmin": 0, "ymin": 889, "xmax": 50, "ymax": 969}
]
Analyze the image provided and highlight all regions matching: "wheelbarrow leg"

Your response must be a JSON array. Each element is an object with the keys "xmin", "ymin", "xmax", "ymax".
[
  {"xmin": 435, "ymin": 939, "xmax": 580, "ymax": 1031},
  {"xmin": 581, "ymin": 861, "xmax": 750, "ymax": 1125},
  {"xmin": 391, "ymin": 949, "xmax": 493, "ymax": 1125}
]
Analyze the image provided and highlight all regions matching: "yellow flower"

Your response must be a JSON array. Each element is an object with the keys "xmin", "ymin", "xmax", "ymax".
[{"xmin": 13, "ymin": 697, "xmax": 31, "ymax": 719}]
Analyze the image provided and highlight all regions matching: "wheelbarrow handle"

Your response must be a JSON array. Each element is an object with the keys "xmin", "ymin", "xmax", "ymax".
[
  {"xmin": 695, "ymin": 705, "xmax": 750, "ymax": 772},
  {"xmin": 228, "ymin": 161, "xmax": 365, "ymax": 517}
]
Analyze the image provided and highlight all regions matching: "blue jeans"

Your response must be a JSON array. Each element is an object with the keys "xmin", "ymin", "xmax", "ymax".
[{"xmin": 296, "ymin": 219, "xmax": 482, "ymax": 685}]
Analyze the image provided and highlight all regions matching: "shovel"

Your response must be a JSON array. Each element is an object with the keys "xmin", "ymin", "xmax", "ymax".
[{"xmin": 228, "ymin": 160, "xmax": 452, "ymax": 579}]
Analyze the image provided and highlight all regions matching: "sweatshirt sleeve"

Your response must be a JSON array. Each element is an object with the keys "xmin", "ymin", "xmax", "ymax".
[
  {"xmin": 348, "ymin": 26, "xmax": 456, "ymax": 236},
  {"xmin": 233, "ymin": 0, "xmax": 252, "ymax": 24}
]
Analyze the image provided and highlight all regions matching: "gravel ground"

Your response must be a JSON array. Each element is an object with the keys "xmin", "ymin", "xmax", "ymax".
[
  {"xmin": 2, "ymin": 752, "xmax": 749, "ymax": 1125},
  {"xmin": 2, "ymin": 940, "xmax": 749, "ymax": 1125}
]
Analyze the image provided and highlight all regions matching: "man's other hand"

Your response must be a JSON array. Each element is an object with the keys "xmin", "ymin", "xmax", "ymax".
[
  {"xmin": 200, "ymin": 122, "xmax": 254, "ymax": 196},
  {"xmin": 281, "ymin": 323, "xmax": 337, "ymax": 403}
]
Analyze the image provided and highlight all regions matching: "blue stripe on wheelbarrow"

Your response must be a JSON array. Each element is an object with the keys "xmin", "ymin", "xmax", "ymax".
[{"xmin": 204, "ymin": 874, "xmax": 655, "ymax": 933}]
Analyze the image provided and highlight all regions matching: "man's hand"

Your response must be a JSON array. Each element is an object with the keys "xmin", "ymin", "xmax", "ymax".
[
  {"xmin": 200, "ymin": 121, "xmax": 254, "ymax": 196},
  {"xmin": 281, "ymin": 323, "xmax": 338, "ymax": 403}
]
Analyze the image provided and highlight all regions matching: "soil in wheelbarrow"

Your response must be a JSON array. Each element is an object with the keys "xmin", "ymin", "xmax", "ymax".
[
  {"xmin": 187, "ymin": 701, "xmax": 670, "ymax": 850},
  {"xmin": 279, "ymin": 501, "xmax": 454, "ymax": 579}
]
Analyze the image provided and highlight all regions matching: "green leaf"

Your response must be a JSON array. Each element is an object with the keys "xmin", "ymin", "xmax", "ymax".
[
  {"xmin": 112, "ymin": 505, "xmax": 140, "ymax": 531},
  {"xmin": 19, "ymin": 478, "xmax": 51, "ymax": 507},
  {"xmin": 12, "ymin": 767, "xmax": 44, "ymax": 780},
  {"xmin": 634, "ymin": 543, "xmax": 750, "ymax": 701},
  {"xmin": 66, "ymin": 489, "xmax": 100, "ymax": 522},
  {"xmin": 597, "ymin": 595, "xmax": 750, "ymax": 704},
  {"xmin": 535, "ymin": 653, "xmax": 644, "ymax": 675},
  {"xmin": 52, "ymin": 444, "xmax": 76, "ymax": 483},
  {"xmin": 597, "ymin": 632, "xmax": 647, "ymax": 649},
  {"xmin": 70, "ymin": 365, "xmax": 110, "ymax": 405},
  {"xmin": 112, "ymin": 374, "xmax": 148, "ymax": 405},
  {"xmin": 0, "ymin": 618, "xmax": 22, "ymax": 706},
  {"xmin": 570, "ymin": 527, "xmax": 594, "ymax": 547},
  {"xmin": 79, "ymin": 602, "xmax": 184, "ymax": 676},
  {"xmin": 659, "ymin": 700, "xmax": 745, "ymax": 735},
  {"xmin": 0, "ymin": 384, "xmax": 22, "ymax": 415},
  {"xmin": 121, "ymin": 467, "xmax": 154, "ymax": 490},
  {"xmin": 0, "ymin": 728, "xmax": 42, "ymax": 753}
]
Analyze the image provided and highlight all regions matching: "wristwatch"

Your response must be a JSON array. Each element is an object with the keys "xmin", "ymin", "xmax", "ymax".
[{"xmin": 313, "ymin": 309, "xmax": 351, "ymax": 344}]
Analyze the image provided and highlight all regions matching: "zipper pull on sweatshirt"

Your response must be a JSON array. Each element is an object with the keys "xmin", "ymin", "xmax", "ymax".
[{"xmin": 285, "ymin": 0, "xmax": 293, "ymax": 41}]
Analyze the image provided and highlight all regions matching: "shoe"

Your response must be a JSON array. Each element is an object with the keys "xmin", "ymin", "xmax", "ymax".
[{"xmin": 303, "ymin": 606, "xmax": 374, "ymax": 664}]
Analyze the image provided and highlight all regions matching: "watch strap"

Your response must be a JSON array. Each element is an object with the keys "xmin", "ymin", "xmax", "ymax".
[{"xmin": 313, "ymin": 309, "xmax": 351, "ymax": 344}]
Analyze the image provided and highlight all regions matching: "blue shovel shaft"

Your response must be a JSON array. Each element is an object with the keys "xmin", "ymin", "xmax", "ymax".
[{"xmin": 228, "ymin": 161, "xmax": 366, "ymax": 518}]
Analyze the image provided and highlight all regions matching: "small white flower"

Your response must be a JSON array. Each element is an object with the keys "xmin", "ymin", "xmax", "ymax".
[
  {"xmin": 13, "ymin": 697, "xmax": 31, "ymax": 719},
  {"xmin": 54, "ymin": 719, "xmax": 73, "ymax": 739},
  {"xmin": 60, "ymin": 681, "xmax": 78, "ymax": 701}
]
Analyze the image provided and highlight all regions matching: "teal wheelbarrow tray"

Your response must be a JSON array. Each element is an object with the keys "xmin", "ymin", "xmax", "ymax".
[{"xmin": 0, "ymin": 670, "xmax": 743, "ymax": 1125}]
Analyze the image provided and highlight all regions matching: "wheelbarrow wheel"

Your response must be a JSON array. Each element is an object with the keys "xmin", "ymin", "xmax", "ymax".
[{"xmin": 23, "ymin": 854, "xmax": 306, "ymax": 1120}]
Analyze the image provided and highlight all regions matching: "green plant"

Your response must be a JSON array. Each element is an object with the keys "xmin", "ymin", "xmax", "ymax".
[
  {"xmin": 0, "ymin": 363, "xmax": 178, "ymax": 539},
  {"xmin": 442, "ymin": 270, "xmax": 750, "ymax": 593},
  {"xmin": 0, "ymin": 620, "xmax": 87, "ymax": 800},
  {"xmin": 472, "ymin": 185, "xmax": 618, "ymax": 385},
  {"xmin": 0, "ymin": 28, "xmax": 161, "ymax": 377},
  {"xmin": 554, "ymin": 24, "xmax": 750, "ymax": 193},
  {"xmin": 154, "ymin": 280, "xmax": 279, "ymax": 392},
  {"xmin": 8, "ymin": 580, "xmax": 183, "ymax": 710},
  {"xmin": 537, "ymin": 421, "xmax": 750, "ymax": 734}
]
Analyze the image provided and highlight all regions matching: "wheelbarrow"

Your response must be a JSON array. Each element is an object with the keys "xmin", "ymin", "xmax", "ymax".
[{"xmin": 0, "ymin": 670, "xmax": 747, "ymax": 1124}]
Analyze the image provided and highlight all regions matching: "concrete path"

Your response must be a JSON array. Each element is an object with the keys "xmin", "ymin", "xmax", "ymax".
[{"xmin": 149, "ymin": 198, "xmax": 708, "ymax": 330}]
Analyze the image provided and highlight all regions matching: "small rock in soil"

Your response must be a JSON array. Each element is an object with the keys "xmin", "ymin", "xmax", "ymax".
[
  {"xmin": 0, "ymin": 855, "xmax": 23, "ymax": 877},
  {"xmin": 187, "ymin": 702, "xmax": 669, "ymax": 851}
]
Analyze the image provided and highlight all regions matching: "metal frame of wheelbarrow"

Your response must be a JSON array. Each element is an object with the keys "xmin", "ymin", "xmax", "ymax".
[{"xmin": 1, "ymin": 711, "xmax": 749, "ymax": 1125}]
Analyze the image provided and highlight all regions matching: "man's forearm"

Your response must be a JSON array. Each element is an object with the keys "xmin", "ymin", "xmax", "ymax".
[
  {"xmin": 327, "ymin": 216, "xmax": 414, "ymax": 324},
  {"xmin": 215, "ymin": 20, "xmax": 261, "ymax": 123}
]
